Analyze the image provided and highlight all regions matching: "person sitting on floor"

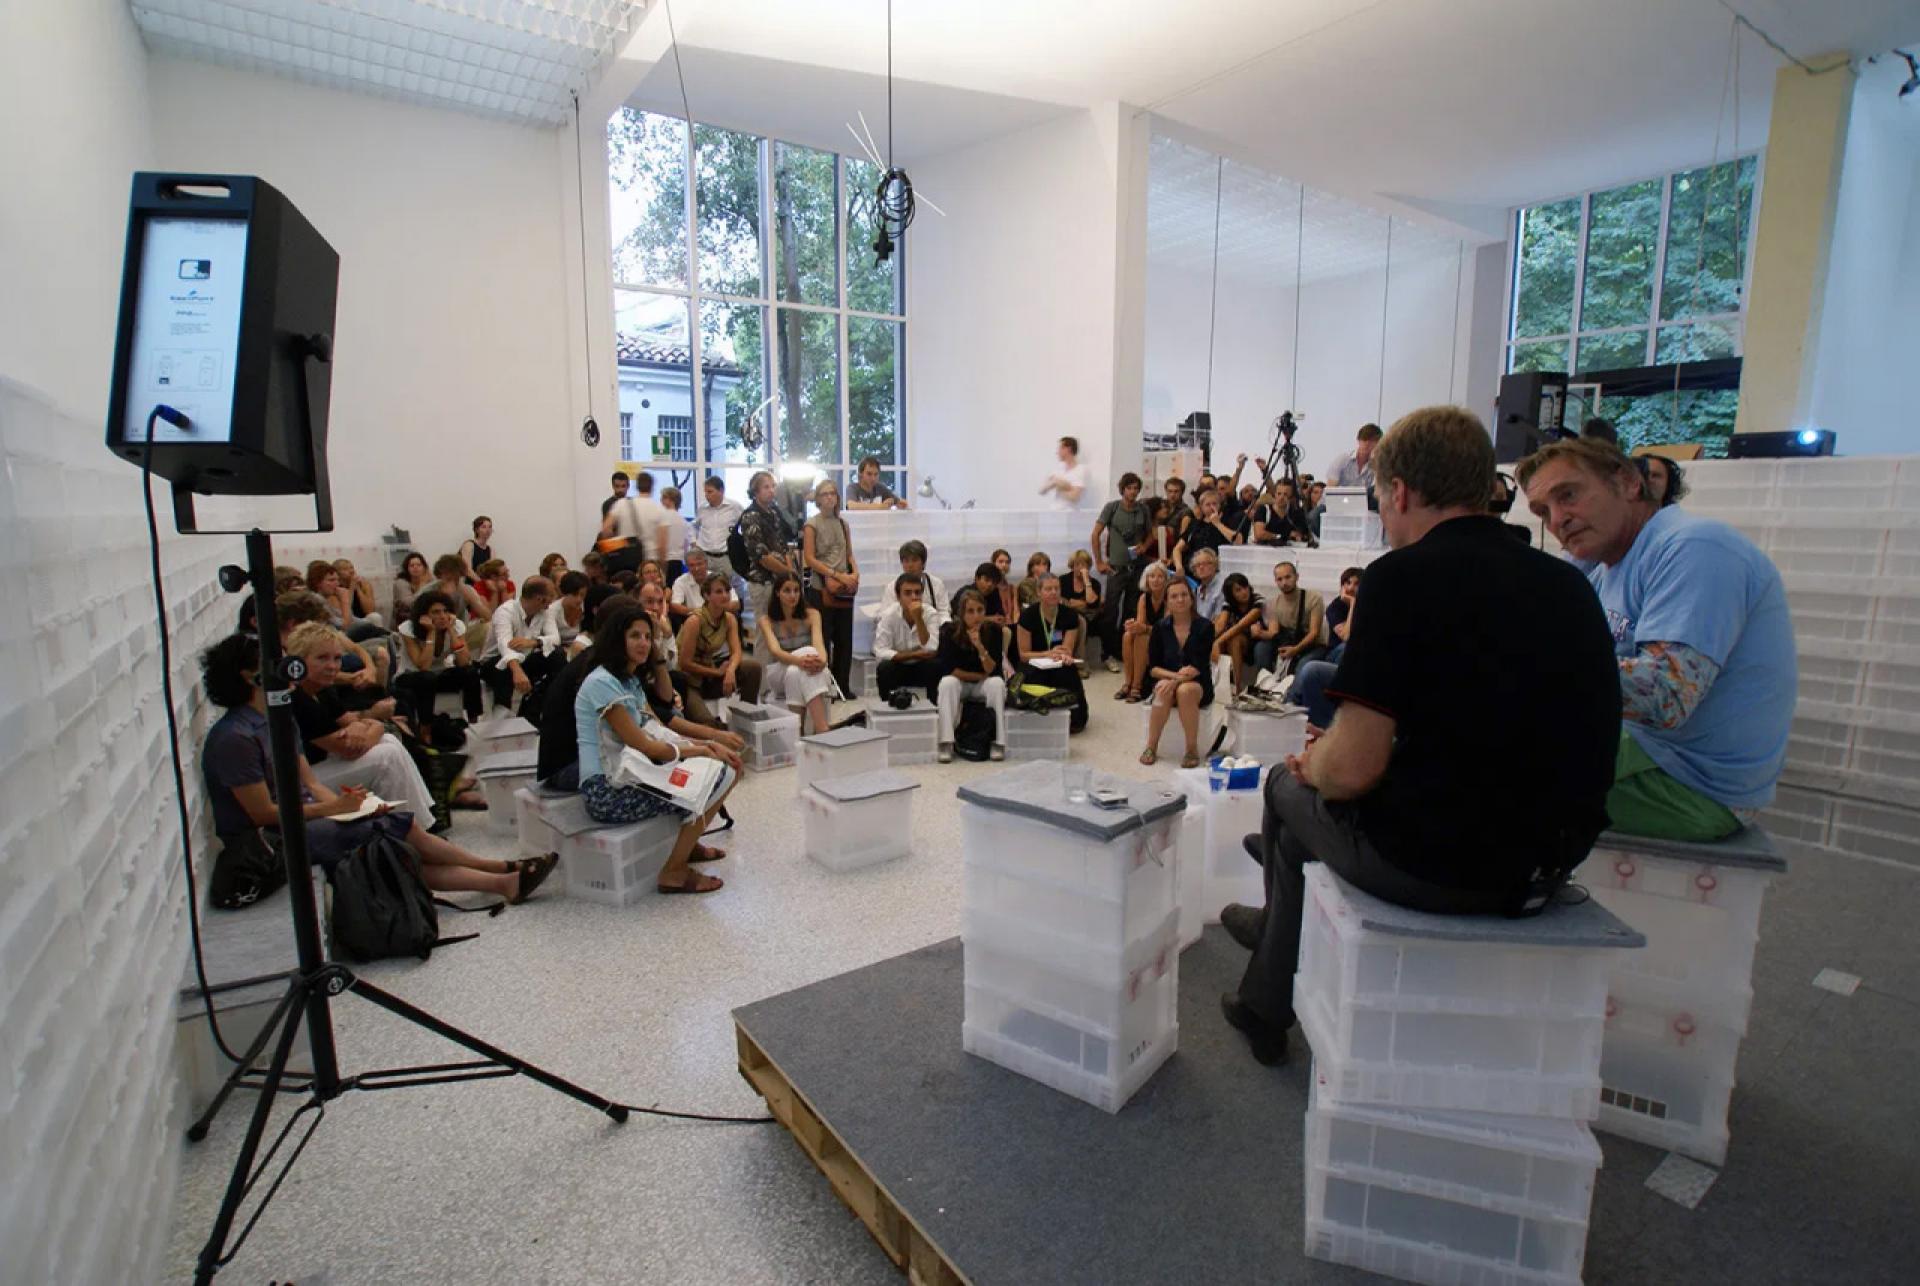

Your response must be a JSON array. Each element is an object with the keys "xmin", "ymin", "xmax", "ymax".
[
  {"xmin": 1015, "ymin": 574, "xmax": 1089, "ymax": 733},
  {"xmin": 1323, "ymin": 566, "xmax": 1361, "ymax": 664},
  {"xmin": 1186, "ymin": 548, "xmax": 1226, "ymax": 621},
  {"xmin": 390, "ymin": 552, "xmax": 434, "ymax": 626},
  {"xmin": 1139, "ymin": 577, "xmax": 1217, "ymax": 768},
  {"xmin": 582, "ymin": 550, "xmax": 610, "ymax": 587},
  {"xmin": 1211, "ymin": 572, "xmax": 1265, "ymax": 695},
  {"xmin": 539, "ymin": 552, "xmax": 569, "ymax": 583},
  {"xmin": 1519, "ymin": 437, "xmax": 1794, "ymax": 840},
  {"xmin": 431, "ymin": 553, "xmax": 491, "ymax": 631},
  {"xmin": 474, "ymin": 559, "xmax": 516, "ymax": 617},
  {"xmin": 574, "ymin": 604, "xmax": 742, "ymax": 895},
  {"xmin": 1252, "ymin": 480, "xmax": 1315, "ymax": 546},
  {"xmin": 278, "ymin": 590, "xmax": 387, "ymax": 693},
  {"xmin": 960, "ymin": 561, "xmax": 1014, "ymax": 635},
  {"xmin": 1116, "ymin": 561, "xmax": 1171, "ymax": 703},
  {"xmin": 936, "ymin": 589, "xmax": 1007, "ymax": 763},
  {"xmin": 757, "ymin": 571, "xmax": 835, "ymax": 735},
  {"xmin": 1250, "ymin": 561, "xmax": 1326, "ymax": 679},
  {"xmin": 676, "ymin": 573, "xmax": 764, "ymax": 725},
  {"xmin": 877, "ymin": 540, "xmax": 948, "ymax": 613},
  {"xmin": 200, "ymin": 632, "xmax": 551, "ymax": 903},
  {"xmin": 669, "ymin": 547, "xmax": 738, "ymax": 630},
  {"xmin": 548, "ymin": 571, "xmax": 592, "ymax": 656},
  {"xmin": 480, "ymin": 576, "xmax": 560, "ymax": 719},
  {"xmin": 330, "ymin": 558, "xmax": 385, "ymax": 634},
  {"xmin": 395, "ymin": 589, "xmax": 486, "ymax": 723},
  {"xmin": 1015, "ymin": 551, "xmax": 1053, "ymax": 609},
  {"xmin": 1221, "ymin": 406, "xmax": 1619, "ymax": 1065},
  {"xmin": 874, "ymin": 574, "xmax": 946, "ymax": 704}
]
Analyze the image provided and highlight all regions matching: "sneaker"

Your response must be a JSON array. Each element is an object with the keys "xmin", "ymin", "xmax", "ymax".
[
  {"xmin": 1104, "ymin": 658, "xmax": 1122, "ymax": 674},
  {"xmin": 990, "ymin": 744, "xmax": 1006, "ymax": 761},
  {"xmin": 938, "ymin": 743, "xmax": 954, "ymax": 763},
  {"xmin": 1220, "ymin": 903, "xmax": 1263, "ymax": 951},
  {"xmin": 1220, "ymin": 993, "xmax": 1288, "ymax": 1066}
]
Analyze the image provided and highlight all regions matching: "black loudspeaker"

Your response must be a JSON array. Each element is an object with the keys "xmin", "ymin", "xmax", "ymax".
[
  {"xmin": 1727, "ymin": 429, "xmax": 1838, "ymax": 458},
  {"xmin": 106, "ymin": 173, "xmax": 338, "ymax": 530}
]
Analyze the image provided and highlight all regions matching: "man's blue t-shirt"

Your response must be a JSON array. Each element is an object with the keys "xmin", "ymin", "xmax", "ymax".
[{"xmin": 1589, "ymin": 507, "xmax": 1796, "ymax": 809}]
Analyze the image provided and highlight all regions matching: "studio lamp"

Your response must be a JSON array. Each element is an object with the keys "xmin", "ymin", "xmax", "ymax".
[{"xmin": 917, "ymin": 475, "xmax": 949, "ymax": 509}]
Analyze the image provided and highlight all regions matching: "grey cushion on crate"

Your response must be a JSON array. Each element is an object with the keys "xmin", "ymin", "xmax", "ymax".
[
  {"xmin": 531, "ymin": 792, "xmax": 619, "ymax": 838},
  {"xmin": 729, "ymin": 703, "xmax": 785, "ymax": 723},
  {"xmin": 474, "ymin": 747, "xmax": 540, "ymax": 777},
  {"xmin": 1593, "ymin": 825, "xmax": 1786, "ymax": 873},
  {"xmin": 1330, "ymin": 869, "xmax": 1645, "ymax": 949},
  {"xmin": 803, "ymin": 725, "xmax": 891, "ymax": 750},
  {"xmin": 956, "ymin": 761, "xmax": 1186, "ymax": 842},
  {"xmin": 808, "ymin": 769, "xmax": 920, "ymax": 803}
]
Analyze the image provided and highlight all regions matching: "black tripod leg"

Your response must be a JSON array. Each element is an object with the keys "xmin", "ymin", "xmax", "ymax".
[
  {"xmin": 186, "ymin": 980, "xmax": 304, "ymax": 1143},
  {"xmin": 194, "ymin": 980, "xmax": 311, "ymax": 1285},
  {"xmin": 347, "ymin": 977, "xmax": 629, "ymax": 1123}
]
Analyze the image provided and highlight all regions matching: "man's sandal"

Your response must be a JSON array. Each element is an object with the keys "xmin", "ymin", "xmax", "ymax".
[
  {"xmin": 510, "ymin": 853, "xmax": 558, "ymax": 904},
  {"xmin": 658, "ymin": 870, "xmax": 724, "ymax": 894},
  {"xmin": 688, "ymin": 843, "xmax": 726, "ymax": 864}
]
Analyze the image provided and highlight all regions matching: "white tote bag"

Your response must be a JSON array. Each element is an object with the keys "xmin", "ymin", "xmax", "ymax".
[{"xmin": 613, "ymin": 743, "xmax": 723, "ymax": 812}]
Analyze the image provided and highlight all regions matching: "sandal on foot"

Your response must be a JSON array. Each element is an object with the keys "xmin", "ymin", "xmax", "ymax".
[
  {"xmin": 689, "ymin": 843, "xmax": 726, "ymax": 864},
  {"xmin": 1125, "ymin": 689, "xmax": 1144, "ymax": 704},
  {"xmin": 1139, "ymin": 749, "xmax": 1157, "ymax": 766},
  {"xmin": 657, "ymin": 870, "xmax": 724, "ymax": 895},
  {"xmin": 450, "ymin": 790, "xmax": 488, "ymax": 810},
  {"xmin": 1181, "ymin": 752, "xmax": 1202, "ymax": 770},
  {"xmin": 1111, "ymin": 685, "xmax": 1132, "ymax": 700},
  {"xmin": 510, "ymin": 853, "xmax": 558, "ymax": 904}
]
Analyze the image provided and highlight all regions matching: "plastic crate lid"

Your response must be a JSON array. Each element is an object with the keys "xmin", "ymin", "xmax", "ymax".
[
  {"xmin": 807, "ymin": 769, "xmax": 920, "ymax": 803},
  {"xmin": 472, "ymin": 716, "xmax": 538, "ymax": 740},
  {"xmin": 473, "ymin": 747, "xmax": 540, "ymax": 777},
  {"xmin": 1309, "ymin": 864, "xmax": 1644, "ymax": 949},
  {"xmin": 1307, "ymin": 1081, "xmax": 1602, "ymax": 1164},
  {"xmin": 527, "ymin": 791, "xmax": 622, "ymax": 838},
  {"xmin": 802, "ymin": 725, "xmax": 891, "ymax": 749},
  {"xmin": 1593, "ymin": 825, "xmax": 1787, "ymax": 873},
  {"xmin": 728, "ymin": 702, "xmax": 794, "ymax": 724},
  {"xmin": 957, "ymin": 761, "xmax": 1186, "ymax": 840}
]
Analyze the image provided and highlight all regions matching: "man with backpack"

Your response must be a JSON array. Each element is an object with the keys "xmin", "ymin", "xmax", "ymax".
[{"xmin": 736, "ymin": 469, "xmax": 797, "ymax": 643}]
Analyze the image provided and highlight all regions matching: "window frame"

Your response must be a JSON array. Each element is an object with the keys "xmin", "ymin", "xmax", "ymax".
[{"xmin": 608, "ymin": 110, "xmax": 908, "ymax": 489}]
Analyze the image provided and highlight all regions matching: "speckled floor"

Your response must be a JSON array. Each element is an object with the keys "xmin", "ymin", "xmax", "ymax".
[{"xmin": 166, "ymin": 666, "xmax": 1185, "ymax": 1284}]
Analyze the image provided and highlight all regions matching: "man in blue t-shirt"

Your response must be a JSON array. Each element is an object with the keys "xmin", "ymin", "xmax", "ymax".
[{"xmin": 1519, "ymin": 440, "xmax": 1796, "ymax": 839}]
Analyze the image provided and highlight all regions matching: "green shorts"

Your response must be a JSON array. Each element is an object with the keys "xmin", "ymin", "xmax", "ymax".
[{"xmin": 1605, "ymin": 730, "xmax": 1741, "ymax": 842}]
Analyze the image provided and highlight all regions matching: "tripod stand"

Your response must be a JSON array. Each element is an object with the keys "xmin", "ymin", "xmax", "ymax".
[
  {"xmin": 187, "ymin": 528, "xmax": 626, "ymax": 1284},
  {"xmin": 1233, "ymin": 412, "xmax": 1316, "ymax": 548}
]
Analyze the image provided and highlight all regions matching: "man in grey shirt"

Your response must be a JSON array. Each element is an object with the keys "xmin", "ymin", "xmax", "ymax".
[
  {"xmin": 1090, "ymin": 472, "xmax": 1150, "ymax": 672},
  {"xmin": 1326, "ymin": 423, "xmax": 1384, "ymax": 491}
]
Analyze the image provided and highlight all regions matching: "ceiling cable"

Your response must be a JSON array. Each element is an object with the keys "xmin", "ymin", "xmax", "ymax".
[
  {"xmin": 1376, "ymin": 217, "xmax": 1393, "ymax": 423},
  {"xmin": 1710, "ymin": 0, "xmax": 1850, "ymax": 76},
  {"xmin": 1203, "ymin": 158, "xmax": 1224, "ymax": 414}
]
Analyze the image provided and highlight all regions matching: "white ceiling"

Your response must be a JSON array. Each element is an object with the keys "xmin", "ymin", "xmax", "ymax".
[{"xmin": 129, "ymin": 0, "xmax": 647, "ymax": 126}]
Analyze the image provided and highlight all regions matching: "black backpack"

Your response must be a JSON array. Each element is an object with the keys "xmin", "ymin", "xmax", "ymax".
[
  {"xmin": 953, "ymin": 700, "xmax": 996, "ymax": 762},
  {"xmin": 328, "ymin": 834, "xmax": 489, "ymax": 963}
]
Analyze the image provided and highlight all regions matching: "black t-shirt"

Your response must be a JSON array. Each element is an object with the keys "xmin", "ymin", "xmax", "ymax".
[
  {"xmin": 537, "ymin": 651, "xmax": 599, "ymax": 782},
  {"xmin": 1324, "ymin": 516, "xmax": 1618, "ymax": 890},
  {"xmin": 290, "ymin": 687, "xmax": 350, "ymax": 765},
  {"xmin": 1017, "ymin": 604, "xmax": 1082, "ymax": 654},
  {"xmin": 1325, "ymin": 596, "xmax": 1352, "ymax": 643},
  {"xmin": 1182, "ymin": 519, "xmax": 1232, "ymax": 559},
  {"xmin": 938, "ymin": 622, "xmax": 1004, "ymax": 676}
]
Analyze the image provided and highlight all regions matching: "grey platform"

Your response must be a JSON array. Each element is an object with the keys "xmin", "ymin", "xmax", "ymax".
[{"xmin": 734, "ymin": 930, "xmax": 1920, "ymax": 1286}]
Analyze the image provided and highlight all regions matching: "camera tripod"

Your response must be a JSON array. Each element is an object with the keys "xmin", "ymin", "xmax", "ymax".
[
  {"xmin": 187, "ymin": 529, "xmax": 626, "ymax": 1284},
  {"xmin": 1234, "ymin": 411, "xmax": 1316, "ymax": 548}
]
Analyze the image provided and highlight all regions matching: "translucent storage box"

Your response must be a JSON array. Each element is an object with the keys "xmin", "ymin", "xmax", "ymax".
[
  {"xmin": 727, "ymin": 702, "xmax": 801, "ymax": 771},
  {"xmin": 467, "ymin": 715, "xmax": 539, "ymax": 757},
  {"xmin": 962, "ymin": 970, "xmax": 1177, "ymax": 1114},
  {"xmin": 795, "ymin": 725, "xmax": 890, "ymax": 794},
  {"xmin": 800, "ymin": 770, "xmax": 917, "ymax": 872},
  {"xmin": 1758, "ymin": 783, "xmax": 1834, "ymax": 850},
  {"xmin": 478, "ymin": 769, "xmax": 534, "ymax": 832},
  {"xmin": 1227, "ymin": 705, "xmax": 1309, "ymax": 762},
  {"xmin": 1140, "ymin": 702, "xmax": 1225, "ymax": 756},
  {"xmin": 1829, "ymin": 797, "xmax": 1920, "ymax": 865},
  {"xmin": 869, "ymin": 695, "xmax": 939, "ymax": 766},
  {"xmin": 1306, "ymin": 1082, "xmax": 1601, "ymax": 1231},
  {"xmin": 1296, "ymin": 865, "xmax": 1639, "ymax": 1119},
  {"xmin": 1870, "ymin": 594, "xmax": 1920, "ymax": 650},
  {"xmin": 1849, "ymin": 724, "xmax": 1920, "ymax": 790},
  {"xmin": 964, "ymin": 905, "xmax": 1178, "ymax": 1041},
  {"xmin": 1787, "ymin": 590, "xmax": 1875, "ymax": 648},
  {"xmin": 1170, "ymin": 766, "xmax": 1265, "ymax": 926},
  {"xmin": 1795, "ymin": 654, "xmax": 1866, "ymax": 709},
  {"xmin": 848, "ymin": 652, "xmax": 880, "ymax": 700},
  {"xmin": 1319, "ymin": 512, "xmax": 1385, "ymax": 550},
  {"xmin": 1003, "ymin": 708, "xmax": 1070, "ymax": 762},
  {"xmin": 513, "ymin": 787, "xmax": 562, "ymax": 856},
  {"xmin": 1783, "ymin": 714, "xmax": 1853, "ymax": 785},
  {"xmin": 1586, "ymin": 831, "xmax": 1782, "ymax": 1035},
  {"xmin": 1774, "ymin": 458, "xmax": 1897, "ymax": 511},
  {"xmin": 1174, "ymin": 808, "xmax": 1206, "ymax": 950},
  {"xmin": 1596, "ymin": 985, "xmax": 1741, "ymax": 1166},
  {"xmin": 1767, "ymin": 525, "xmax": 1887, "ymax": 580},
  {"xmin": 558, "ymin": 814, "xmax": 680, "ymax": 907}
]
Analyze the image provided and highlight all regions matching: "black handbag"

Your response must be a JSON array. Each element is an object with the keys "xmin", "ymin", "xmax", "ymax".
[{"xmin": 209, "ymin": 828, "xmax": 287, "ymax": 910}]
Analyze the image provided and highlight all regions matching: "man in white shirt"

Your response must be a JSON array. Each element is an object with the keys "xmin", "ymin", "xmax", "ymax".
[
  {"xmin": 692, "ymin": 475, "xmax": 745, "ymax": 560},
  {"xmin": 480, "ymin": 577, "xmax": 560, "ymax": 715},
  {"xmin": 875, "ymin": 539, "xmax": 949, "ymax": 615},
  {"xmin": 1039, "ymin": 435, "xmax": 1091, "ymax": 511},
  {"xmin": 874, "ymin": 575, "xmax": 945, "ymax": 703},
  {"xmin": 669, "ymin": 548, "xmax": 740, "ymax": 629},
  {"xmin": 1326, "ymin": 423, "xmax": 1384, "ymax": 491},
  {"xmin": 601, "ymin": 473, "xmax": 670, "ymax": 572}
]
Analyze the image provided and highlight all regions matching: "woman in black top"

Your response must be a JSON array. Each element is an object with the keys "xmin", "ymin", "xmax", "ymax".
[
  {"xmin": 1140, "ymin": 578, "xmax": 1217, "ymax": 768},
  {"xmin": 1117, "ymin": 562, "xmax": 1171, "ymax": 703},
  {"xmin": 1174, "ymin": 489, "xmax": 1241, "ymax": 574},
  {"xmin": 459, "ymin": 514, "xmax": 494, "ymax": 582},
  {"xmin": 935, "ymin": 590, "xmax": 1008, "ymax": 762},
  {"xmin": 1211, "ymin": 573, "xmax": 1265, "ymax": 695},
  {"xmin": 1062, "ymin": 551, "xmax": 1102, "ymax": 673},
  {"xmin": 1015, "ymin": 575, "xmax": 1088, "ymax": 733}
]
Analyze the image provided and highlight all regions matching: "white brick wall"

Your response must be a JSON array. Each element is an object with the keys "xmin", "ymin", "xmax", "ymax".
[{"xmin": 1, "ymin": 376, "xmax": 243, "ymax": 1282}]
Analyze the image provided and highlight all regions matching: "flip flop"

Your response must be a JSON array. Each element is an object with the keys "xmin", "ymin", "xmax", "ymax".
[
  {"xmin": 688, "ymin": 843, "xmax": 726, "ymax": 864},
  {"xmin": 1181, "ymin": 753, "xmax": 1202, "ymax": 770},
  {"xmin": 1139, "ymin": 749, "xmax": 1157, "ymax": 766},
  {"xmin": 657, "ymin": 871, "xmax": 724, "ymax": 895},
  {"xmin": 510, "ymin": 853, "xmax": 558, "ymax": 904}
]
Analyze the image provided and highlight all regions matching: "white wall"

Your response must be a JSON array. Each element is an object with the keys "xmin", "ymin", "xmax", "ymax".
[
  {"xmin": 147, "ymin": 58, "xmax": 583, "ymax": 575},
  {"xmin": 0, "ymin": 3, "xmax": 215, "ymax": 1279},
  {"xmin": 1808, "ymin": 56, "xmax": 1920, "ymax": 457},
  {"xmin": 908, "ymin": 109, "xmax": 1128, "ymax": 512}
]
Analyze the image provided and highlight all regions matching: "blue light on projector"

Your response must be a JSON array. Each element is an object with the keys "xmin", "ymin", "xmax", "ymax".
[{"xmin": 1797, "ymin": 429, "xmax": 1821, "ymax": 446}]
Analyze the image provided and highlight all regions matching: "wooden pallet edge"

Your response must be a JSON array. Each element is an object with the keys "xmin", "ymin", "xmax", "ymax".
[{"xmin": 736, "ymin": 1022, "xmax": 967, "ymax": 1286}]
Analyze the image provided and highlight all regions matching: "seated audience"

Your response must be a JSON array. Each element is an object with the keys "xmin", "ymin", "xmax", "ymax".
[
  {"xmin": 1174, "ymin": 489, "xmax": 1241, "ymax": 572},
  {"xmin": 572, "ymin": 605, "xmax": 742, "ymax": 894},
  {"xmin": 480, "ymin": 576, "xmax": 561, "ymax": 718},
  {"xmin": 874, "ymin": 574, "xmax": 945, "ymax": 704},
  {"xmin": 1187, "ymin": 548, "xmax": 1226, "ymax": 621},
  {"xmin": 802, "ymin": 477, "xmax": 860, "ymax": 693},
  {"xmin": 937, "ymin": 589, "xmax": 1007, "ymax": 762},
  {"xmin": 1305, "ymin": 481, "xmax": 1328, "ymax": 537},
  {"xmin": 1139, "ymin": 497, "xmax": 1178, "ymax": 569},
  {"xmin": 1116, "ymin": 562, "xmax": 1171, "ymax": 703},
  {"xmin": 757, "ymin": 571, "xmax": 836, "ymax": 734},
  {"xmin": 1640, "ymin": 454, "xmax": 1687, "ymax": 508},
  {"xmin": 1016, "ymin": 574, "xmax": 1089, "ymax": 733},
  {"xmin": 611, "ymin": 570, "xmax": 640, "ymax": 594},
  {"xmin": 201, "ymin": 632, "xmax": 550, "ymax": 902},
  {"xmin": 1016, "ymin": 552, "xmax": 1053, "ymax": 609},
  {"xmin": 1140, "ymin": 578, "xmax": 1217, "ymax": 768},
  {"xmin": 330, "ymin": 558, "xmax": 384, "ymax": 633},
  {"xmin": 548, "ymin": 571, "xmax": 592, "ymax": 655},
  {"xmin": 237, "ymin": 566, "xmax": 306, "ymax": 635},
  {"xmin": 1251, "ymin": 561, "xmax": 1326, "ymax": 678},
  {"xmin": 960, "ymin": 561, "xmax": 1015, "ymax": 635},
  {"xmin": 1252, "ymin": 480, "xmax": 1315, "ymax": 545},
  {"xmin": 395, "ymin": 589, "xmax": 485, "ymax": 722},
  {"xmin": 538, "ymin": 593, "xmax": 634, "ymax": 789},
  {"xmin": 432, "ymin": 553, "xmax": 491, "ymax": 628},
  {"xmin": 1580, "ymin": 416, "xmax": 1618, "ymax": 445},
  {"xmin": 581, "ymin": 550, "xmax": 610, "ymax": 587},
  {"xmin": 670, "ymin": 547, "xmax": 738, "ymax": 628},
  {"xmin": 390, "ymin": 551, "xmax": 434, "ymax": 626},
  {"xmin": 1323, "ymin": 566, "xmax": 1361, "ymax": 663},
  {"xmin": 538, "ymin": 552, "xmax": 569, "ymax": 583},
  {"xmin": 846, "ymin": 455, "xmax": 908, "ymax": 510},
  {"xmin": 878, "ymin": 540, "xmax": 949, "ymax": 613},
  {"xmin": 1211, "ymin": 573, "xmax": 1265, "ymax": 694},
  {"xmin": 1062, "ymin": 550, "xmax": 1101, "ymax": 672},
  {"xmin": 285, "ymin": 623, "xmax": 451, "ymax": 818},
  {"xmin": 1163, "ymin": 476, "xmax": 1194, "ymax": 539},
  {"xmin": 676, "ymin": 573, "xmax": 764, "ymax": 724},
  {"xmin": 1223, "ymin": 406, "xmax": 1617, "ymax": 1066},
  {"xmin": 1326, "ymin": 423, "xmax": 1382, "ymax": 490},
  {"xmin": 1519, "ymin": 437, "xmax": 1793, "ymax": 840},
  {"xmin": 474, "ymin": 559, "xmax": 515, "ymax": 615},
  {"xmin": 279, "ymin": 590, "xmax": 386, "ymax": 689}
]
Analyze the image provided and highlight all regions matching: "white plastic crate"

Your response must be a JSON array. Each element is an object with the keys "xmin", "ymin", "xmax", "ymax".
[
  {"xmin": 1787, "ymin": 589, "xmax": 1875, "ymax": 648},
  {"xmin": 1863, "ymin": 657, "xmax": 1920, "ymax": 714},
  {"xmin": 1307, "ymin": 1084, "xmax": 1602, "ymax": 1232},
  {"xmin": 962, "ymin": 970, "xmax": 1177, "ymax": 1114},
  {"xmin": 1595, "ymin": 984, "xmax": 1741, "ymax": 1166},
  {"xmin": 870, "ymin": 696, "xmax": 939, "ymax": 765},
  {"xmin": 1783, "ymin": 714, "xmax": 1854, "ymax": 784},
  {"xmin": 1774, "ymin": 459, "xmax": 1897, "ymax": 511},
  {"xmin": 1003, "ymin": 708, "xmax": 1069, "ymax": 762},
  {"xmin": 795, "ymin": 725, "xmax": 890, "ymax": 794},
  {"xmin": 513, "ymin": 787, "xmax": 562, "ymax": 856},
  {"xmin": 800, "ymin": 770, "xmax": 917, "ymax": 872},
  {"xmin": 1870, "ymin": 594, "xmax": 1920, "ymax": 650},
  {"xmin": 1767, "ymin": 525, "xmax": 1887, "ymax": 579},
  {"xmin": 963, "ymin": 820, "xmax": 1177, "ymax": 954},
  {"xmin": 1758, "ymin": 783, "xmax": 1834, "ymax": 850},
  {"xmin": 1227, "ymin": 706, "xmax": 1308, "ymax": 761},
  {"xmin": 478, "ymin": 770, "xmax": 534, "ymax": 833},
  {"xmin": 1850, "ymin": 723, "xmax": 1920, "ymax": 789},
  {"xmin": 1319, "ymin": 512, "xmax": 1384, "ymax": 549},
  {"xmin": 1796, "ymin": 654, "xmax": 1867, "ymax": 709},
  {"xmin": 1586, "ymin": 844, "xmax": 1772, "ymax": 1034},
  {"xmin": 558, "ymin": 814, "xmax": 680, "ymax": 906},
  {"xmin": 848, "ymin": 652, "xmax": 879, "ymax": 700},
  {"xmin": 1828, "ymin": 796, "xmax": 1920, "ymax": 866},
  {"xmin": 964, "ymin": 904, "xmax": 1178, "ymax": 1040},
  {"xmin": 1140, "ymin": 702, "xmax": 1225, "ymax": 756},
  {"xmin": 467, "ymin": 715, "xmax": 538, "ymax": 756},
  {"xmin": 726, "ymin": 702, "xmax": 801, "ymax": 771},
  {"xmin": 1884, "ymin": 527, "xmax": 1920, "ymax": 581},
  {"xmin": 1682, "ymin": 459, "xmax": 1777, "ymax": 504},
  {"xmin": 1296, "ymin": 865, "xmax": 1616, "ymax": 1119},
  {"xmin": 1174, "ymin": 807, "xmax": 1206, "ymax": 950}
]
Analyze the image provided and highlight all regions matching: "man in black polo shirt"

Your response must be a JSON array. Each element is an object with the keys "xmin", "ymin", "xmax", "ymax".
[{"xmin": 1221, "ymin": 405, "xmax": 1618, "ymax": 1065}]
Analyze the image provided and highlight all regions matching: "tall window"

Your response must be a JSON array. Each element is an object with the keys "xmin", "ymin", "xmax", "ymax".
[
  {"xmin": 607, "ymin": 109, "xmax": 907, "ymax": 501},
  {"xmin": 1508, "ymin": 156, "xmax": 1759, "ymax": 453}
]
